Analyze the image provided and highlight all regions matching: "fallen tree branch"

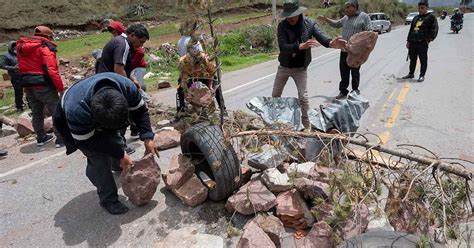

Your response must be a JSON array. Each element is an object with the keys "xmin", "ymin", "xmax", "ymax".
[{"xmin": 232, "ymin": 130, "xmax": 473, "ymax": 180}]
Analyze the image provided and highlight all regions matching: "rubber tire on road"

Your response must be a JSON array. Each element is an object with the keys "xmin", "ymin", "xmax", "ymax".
[
  {"xmin": 387, "ymin": 24, "xmax": 392, "ymax": 33},
  {"xmin": 181, "ymin": 122, "xmax": 241, "ymax": 201},
  {"xmin": 337, "ymin": 230, "xmax": 438, "ymax": 248}
]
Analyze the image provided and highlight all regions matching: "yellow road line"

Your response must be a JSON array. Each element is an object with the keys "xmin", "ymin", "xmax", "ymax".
[
  {"xmin": 385, "ymin": 83, "xmax": 411, "ymax": 128},
  {"xmin": 379, "ymin": 131, "xmax": 391, "ymax": 144}
]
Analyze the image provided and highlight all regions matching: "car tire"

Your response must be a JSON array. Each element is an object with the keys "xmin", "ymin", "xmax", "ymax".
[
  {"xmin": 387, "ymin": 24, "xmax": 392, "ymax": 33},
  {"xmin": 181, "ymin": 122, "xmax": 241, "ymax": 201}
]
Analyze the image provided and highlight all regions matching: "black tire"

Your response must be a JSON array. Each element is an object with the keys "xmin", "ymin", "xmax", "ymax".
[
  {"xmin": 387, "ymin": 24, "xmax": 392, "ymax": 33},
  {"xmin": 337, "ymin": 230, "xmax": 438, "ymax": 248},
  {"xmin": 181, "ymin": 122, "xmax": 241, "ymax": 201}
]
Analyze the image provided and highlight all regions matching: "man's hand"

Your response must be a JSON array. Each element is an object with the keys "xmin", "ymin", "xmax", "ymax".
[
  {"xmin": 120, "ymin": 152, "xmax": 133, "ymax": 172},
  {"xmin": 406, "ymin": 41, "xmax": 410, "ymax": 49},
  {"xmin": 299, "ymin": 39, "xmax": 318, "ymax": 50},
  {"xmin": 144, "ymin": 139, "xmax": 159, "ymax": 157},
  {"xmin": 318, "ymin": 15, "xmax": 328, "ymax": 23},
  {"xmin": 329, "ymin": 37, "xmax": 348, "ymax": 49}
]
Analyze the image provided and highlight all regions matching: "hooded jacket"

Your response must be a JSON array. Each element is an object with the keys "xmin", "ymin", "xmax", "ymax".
[
  {"xmin": 407, "ymin": 12, "xmax": 438, "ymax": 42},
  {"xmin": 16, "ymin": 36, "xmax": 64, "ymax": 92},
  {"xmin": 0, "ymin": 41, "xmax": 19, "ymax": 78}
]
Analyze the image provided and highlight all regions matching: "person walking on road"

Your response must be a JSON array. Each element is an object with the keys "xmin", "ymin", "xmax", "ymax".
[
  {"xmin": 318, "ymin": 0, "xmax": 371, "ymax": 99},
  {"xmin": 0, "ymin": 41, "xmax": 24, "ymax": 112},
  {"xmin": 273, "ymin": 0, "xmax": 347, "ymax": 129},
  {"xmin": 402, "ymin": 0, "xmax": 438, "ymax": 82},
  {"xmin": 16, "ymin": 26, "xmax": 64, "ymax": 147},
  {"xmin": 53, "ymin": 73, "xmax": 158, "ymax": 215}
]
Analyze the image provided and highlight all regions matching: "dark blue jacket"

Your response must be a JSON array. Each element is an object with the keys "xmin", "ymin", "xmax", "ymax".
[
  {"xmin": 0, "ymin": 41, "xmax": 20, "ymax": 79},
  {"xmin": 54, "ymin": 72, "xmax": 154, "ymax": 159}
]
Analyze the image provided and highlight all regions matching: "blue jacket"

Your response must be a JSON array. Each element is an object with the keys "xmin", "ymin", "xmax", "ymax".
[
  {"xmin": 0, "ymin": 41, "xmax": 20, "ymax": 78},
  {"xmin": 55, "ymin": 72, "xmax": 154, "ymax": 159}
]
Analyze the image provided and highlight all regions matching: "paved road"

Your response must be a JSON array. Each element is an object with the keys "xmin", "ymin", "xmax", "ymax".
[{"xmin": 1, "ymin": 14, "xmax": 472, "ymax": 247}]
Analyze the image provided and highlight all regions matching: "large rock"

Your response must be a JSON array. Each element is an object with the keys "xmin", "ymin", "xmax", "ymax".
[
  {"xmin": 294, "ymin": 178, "xmax": 330, "ymax": 201},
  {"xmin": 237, "ymin": 220, "xmax": 276, "ymax": 248},
  {"xmin": 15, "ymin": 116, "xmax": 53, "ymax": 137},
  {"xmin": 121, "ymin": 154, "xmax": 161, "ymax": 206},
  {"xmin": 172, "ymin": 174, "xmax": 208, "ymax": 207},
  {"xmin": 346, "ymin": 31, "xmax": 378, "ymax": 68},
  {"xmin": 155, "ymin": 226, "xmax": 223, "ymax": 248},
  {"xmin": 225, "ymin": 179, "xmax": 277, "ymax": 215},
  {"xmin": 261, "ymin": 168, "xmax": 292, "ymax": 193},
  {"xmin": 157, "ymin": 81, "xmax": 171, "ymax": 89},
  {"xmin": 287, "ymin": 162, "xmax": 315, "ymax": 178},
  {"xmin": 304, "ymin": 221, "xmax": 334, "ymax": 248},
  {"xmin": 251, "ymin": 214, "xmax": 285, "ymax": 246},
  {"xmin": 248, "ymin": 144, "xmax": 287, "ymax": 170},
  {"xmin": 308, "ymin": 165, "xmax": 332, "ymax": 184},
  {"xmin": 337, "ymin": 203, "xmax": 370, "ymax": 240},
  {"xmin": 276, "ymin": 190, "xmax": 315, "ymax": 229},
  {"xmin": 311, "ymin": 202, "xmax": 333, "ymax": 223},
  {"xmin": 162, "ymin": 154, "xmax": 195, "ymax": 190},
  {"xmin": 154, "ymin": 130, "xmax": 181, "ymax": 150}
]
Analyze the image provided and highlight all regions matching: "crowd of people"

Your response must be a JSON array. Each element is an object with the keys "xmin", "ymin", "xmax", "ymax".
[{"xmin": 0, "ymin": 0, "xmax": 444, "ymax": 214}]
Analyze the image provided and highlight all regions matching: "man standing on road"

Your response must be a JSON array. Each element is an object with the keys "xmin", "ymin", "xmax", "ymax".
[
  {"xmin": 318, "ymin": 0, "xmax": 371, "ymax": 99},
  {"xmin": 0, "ymin": 41, "xmax": 24, "ymax": 112},
  {"xmin": 16, "ymin": 26, "xmax": 64, "ymax": 147},
  {"xmin": 402, "ymin": 0, "xmax": 438, "ymax": 82},
  {"xmin": 273, "ymin": 0, "xmax": 347, "ymax": 129},
  {"xmin": 53, "ymin": 73, "xmax": 157, "ymax": 215}
]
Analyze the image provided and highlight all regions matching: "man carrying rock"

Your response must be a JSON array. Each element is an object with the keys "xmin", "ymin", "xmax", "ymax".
[
  {"xmin": 16, "ymin": 26, "xmax": 64, "ymax": 147},
  {"xmin": 318, "ymin": 0, "xmax": 371, "ymax": 99},
  {"xmin": 273, "ymin": 0, "xmax": 347, "ymax": 130},
  {"xmin": 0, "ymin": 41, "xmax": 24, "ymax": 112},
  {"xmin": 53, "ymin": 72, "xmax": 158, "ymax": 215}
]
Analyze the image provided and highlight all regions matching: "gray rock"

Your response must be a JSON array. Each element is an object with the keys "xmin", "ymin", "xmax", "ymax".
[
  {"xmin": 154, "ymin": 226, "xmax": 223, "ymax": 248},
  {"xmin": 261, "ymin": 168, "xmax": 292, "ymax": 193},
  {"xmin": 287, "ymin": 162, "xmax": 315, "ymax": 178},
  {"xmin": 248, "ymin": 144, "xmax": 287, "ymax": 170}
]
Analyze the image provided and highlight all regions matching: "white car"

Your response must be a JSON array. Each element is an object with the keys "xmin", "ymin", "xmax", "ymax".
[
  {"xmin": 405, "ymin": 10, "xmax": 434, "ymax": 25},
  {"xmin": 369, "ymin": 13, "xmax": 392, "ymax": 34}
]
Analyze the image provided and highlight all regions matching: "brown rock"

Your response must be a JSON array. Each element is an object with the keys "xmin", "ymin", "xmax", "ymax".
[
  {"xmin": 154, "ymin": 130, "xmax": 181, "ymax": 150},
  {"xmin": 121, "ymin": 154, "xmax": 161, "ymax": 206},
  {"xmin": 186, "ymin": 87, "xmax": 213, "ymax": 107},
  {"xmin": 157, "ymin": 81, "xmax": 171, "ymax": 89},
  {"xmin": 337, "ymin": 203, "xmax": 370, "ymax": 240},
  {"xmin": 172, "ymin": 174, "xmax": 208, "ymax": 207},
  {"xmin": 16, "ymin": 116, "xmax": 34, "ymax": 137},
  {"xmin": 311, "ymin": 203, "xmax": 333, "ymax": 222},
  {"xmin": 162, "ymin": 154, "xmax": 194, "ymax": 190},
  {"xmin": 294, "ymin": 178, "xmax": 330, "ymax": 201},
  {"xmin": 237, "ymin": 220, "xmax": 276, "ymax": 248},
  {"xmin": 276, "ymin": 190, "xmax": 315, "ymax": 229},
  {"xmin": 346, "ymin": 31, "xmax": 378, "ymax": 68},
  {"xmin": 304, "ymin": 221, "xmax": 334, "ymax": 248},
  {"xmin": 225, "ymin": 179, "xmax": 277, "ymax": 215},
  {"xmin": 251, "ymin": 214, "xmax": 285, "ymax": 246}
]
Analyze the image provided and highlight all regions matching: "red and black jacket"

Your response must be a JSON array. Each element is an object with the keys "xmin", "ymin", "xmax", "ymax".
[{"xmin": 16, "ymin": 36, "xmax": 64, "ymax": 92}]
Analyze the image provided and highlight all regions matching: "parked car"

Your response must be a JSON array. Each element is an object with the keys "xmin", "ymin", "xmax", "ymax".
[
  {"xmin": 405, "ymin": 10, "xmax": 434, "ymax": 25},
  {"xmin": 369, "ymin": 13, "xmax": 392, "ymax": 34}
]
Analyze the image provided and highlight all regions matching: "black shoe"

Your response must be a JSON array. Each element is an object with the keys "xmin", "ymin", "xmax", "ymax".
[
  {"xmin": 37, "ymin": 134, "xmax": 54, "ymax": 147},
  {"xmin": 125, "ymin": 146, "xmax": 135, "ymax": 155},
  {"xmin": 351, "ymin": 89, "xmax": 361, "ymax": 95},
  {"xmin": 417, "ymin": 76, "xmax": 425, "ymax": 82},
  {"xmin": 100, "ymin": 201, "xmax": 129, "ymax": 215},
  {"xmin": 16, "ymin": 108, "xmax": 24, "ymax": 113},
  {"xmin": 0, "ymin": 149, "xmax": 7, "ymax": 157},
  {"xmin": 55, "ymin": 139, "xmax": 64, "ymax": 148},
  {"xmin": 335, "ymin": 93, "xmax": 348, "ymax": 100},
  {"xmin": 402, "ymin": 74, "xmax": 414, "ymax": 79}
]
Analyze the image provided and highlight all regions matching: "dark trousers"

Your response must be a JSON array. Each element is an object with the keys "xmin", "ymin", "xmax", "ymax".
[
  {"xmin": 11, "ymin": 76, "xmax": 24, "ymax": 110},
  {"xmin": 339, "ymin": 52, "xmax": 360, "ymax": 95},
  {"xmin": 408, "ymin": 41, "xmax": 429, "ymax": 77},
  {"xmin": 25, "ymin": 87, "xmax": 61, "ymax": 142},
  {"xmin": 176, "ymin": 79, "xmax": 226, "ymax": 113},
  {"xmin": 81, "ymin": 137, "xmax": 122, "ymax": 204}
]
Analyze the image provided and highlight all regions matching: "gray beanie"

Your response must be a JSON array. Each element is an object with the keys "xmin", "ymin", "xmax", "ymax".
[{"xmin": 346, "ymin": 0, "xmax": 359, "ymax": 9}]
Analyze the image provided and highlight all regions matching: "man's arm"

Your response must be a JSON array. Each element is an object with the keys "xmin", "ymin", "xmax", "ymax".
[
  {"xmin": 311, "ymin": 21, "xmax": 332, "ymax": 48},
  {"xmin": 113, "ymin": 38, "xmax": 130, "ymax": 77},
  {"xmin": 277, "ymin": 22, "xmax": 299, "ymax": 52},
  {"xmin": 430, "ymin": 15, "xmax": 439, "ymax": 41},
  {"xmin": 363, "ymin": 14, "xmax": 371, "ymax": 31},
  {"xmin": 326, "ymin": 16, "xmax": 344, "ymax": 28},
  {"xmin": 0, "ymin": 55, "xmax": 17, "ymax": 71},
  {"xmin": 40, "ymin": 47, "xmax": 64, "ymax": 93}
]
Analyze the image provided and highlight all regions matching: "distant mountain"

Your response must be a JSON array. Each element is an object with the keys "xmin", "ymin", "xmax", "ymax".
[{"xmin": 399, "ymin": 0, "xmax": 461, "ymax": 7}]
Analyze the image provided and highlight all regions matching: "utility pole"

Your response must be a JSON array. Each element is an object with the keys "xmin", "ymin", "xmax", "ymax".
[{"xmin": 272, "ymin": 0, "xmax": 277, "ymax": 25}]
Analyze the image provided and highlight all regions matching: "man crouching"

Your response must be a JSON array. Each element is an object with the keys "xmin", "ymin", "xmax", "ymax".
[{"xmin": 53, "ymin": 72, "xmax": 157, "ymax": 215}]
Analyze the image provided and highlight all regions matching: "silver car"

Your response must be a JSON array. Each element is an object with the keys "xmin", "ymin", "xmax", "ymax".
[
  {"xmin": 405, "ymin": 12, "xmax": 418, "ymax": 25},
  {"xmin": 369, "ymin": 13, "xmax": 392, "ymax": 34}
]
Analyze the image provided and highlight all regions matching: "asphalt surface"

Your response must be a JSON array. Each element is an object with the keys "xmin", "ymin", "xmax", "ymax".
[{"xmin": 1, "ymin": 14, "xmax": 473, "ymax": 247}]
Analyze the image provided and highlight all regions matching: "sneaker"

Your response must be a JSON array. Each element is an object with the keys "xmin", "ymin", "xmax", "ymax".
[
  {"xmin": 335, "ymin": 93, "xmax": 348, "ymax": 100},
  {"xmin": 55, "ymin": 139, "xmax": 65, "ymax": 148},
  {"xmin": 37, "ymin": 134, "xmax": 54, "ymax": 147},
  {"xmin": 351, "ymin": 90, "xmax": 361, "ymax": 95},
  {"xmin": 100, "ymin": 201, "xmax": 129, "ymax": 215},
  {"xmin": 16, "ymin": 108, "xmax": 24, "ymax": 113},
  {"xmin": 0, "ymin": 149, "xmax": 7, "ymax": 157},
  {"xmin": 401, "ymin": 74, "xmax": 414, "ymax": 79},
  {"xmin": 417, "ymin": 76, "xmax": 425, "ymax": 82},
  {"xmin": 125, "ymin": 146, "xmax": 135, "ymax": 155}
]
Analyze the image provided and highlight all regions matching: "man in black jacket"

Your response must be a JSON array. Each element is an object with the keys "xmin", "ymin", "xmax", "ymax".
[
  {"xmin": 53, "ymin": 72, "xmax": 158, "ymax": 215},
  {"xmin": 0, "ymin": 41, "xmax": 24, "ymax": 112},
  {"xmin": 402, "ymin": 0, "xmax": 438, "ymax": 82},
  {"xmin": 273, "ymin": 0, "xmax": 347, "ymax": 129}
]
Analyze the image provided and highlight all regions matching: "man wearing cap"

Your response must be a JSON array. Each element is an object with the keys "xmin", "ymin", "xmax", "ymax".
[
  {"xmin": 402, "ymin": 0, "xmax": 438, "ymax": 82},
  {"xmin": 16, "ymin": 26, "xmax": 64, "ymax": 147},
  {"xmin": 273, "ymin": 0, "xmax": 347, "ymax": 130},
  {"xmin": 319, "ymin": 0, "xmax": 371, "ymax": 99}
]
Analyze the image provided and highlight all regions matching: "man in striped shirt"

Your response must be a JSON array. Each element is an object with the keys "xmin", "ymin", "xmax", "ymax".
[{"xmin": 319, "ymin": 0, "xmax": 371, "ymax": 99}]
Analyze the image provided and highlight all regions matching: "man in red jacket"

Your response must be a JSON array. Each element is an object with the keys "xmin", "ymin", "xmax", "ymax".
[{"xmin": 16, "ymin": 26, "xmax": 64, "ymax": 147}]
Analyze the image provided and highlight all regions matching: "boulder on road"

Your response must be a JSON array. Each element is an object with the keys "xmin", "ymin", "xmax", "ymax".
[
  {"xmin": 237, "ymin": 220, "xmax": 276, "ymax": 248},
  {"xmin": 172, "ymin": 174, "xmax": 208, "ymax": 207},
  {"xmin": 15, "ymin": 116, "xmax": 53, "ymax": 137},
  {"xmin": 225, "ymin": 179, "xmax": 277, "ymax": 215},
  {"xmin": 154, "ymin": 130, "xmax": 181, "ymax": 150},
  {"xmin": 121, "ymin": 154, "xmax": 161, "ymax": 206},
  {"xmin": 346, "ymin": 31, "xmax": 378, "ymax": 68},
  {"xmin": 261, "ymin": 168, "xmax": 292, "ymax": 193},
  {"xmin": 157, "ymin": 81, "xmax": 171, "ymax": 89},
  {"xmin": 162, "ymin": 154, "xmax": 194, "ymax": 190}
]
